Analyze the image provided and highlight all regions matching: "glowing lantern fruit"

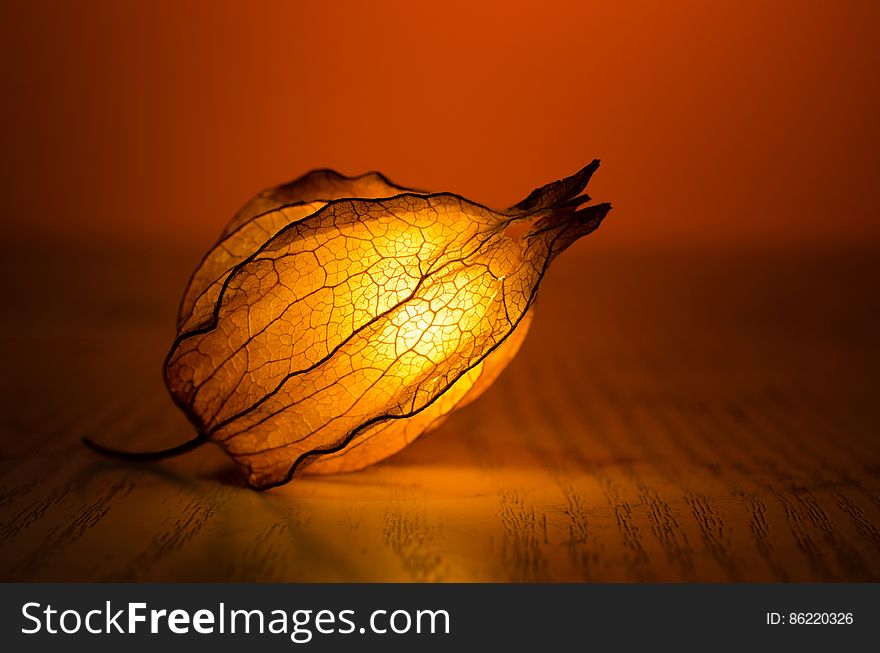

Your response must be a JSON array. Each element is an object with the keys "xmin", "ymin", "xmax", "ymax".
[{"xmin": 87, "ymin": 163, "xmax": 610, "ymax": 489}]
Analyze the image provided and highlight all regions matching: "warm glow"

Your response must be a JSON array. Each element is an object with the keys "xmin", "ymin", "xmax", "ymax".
[{"xmin": 164, "ymin": 165, "xmax": 609, "ymax": 489}]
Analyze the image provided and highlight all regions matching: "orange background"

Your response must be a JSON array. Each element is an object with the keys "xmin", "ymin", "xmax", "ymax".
[
  {"xmin": 1, "ymin": 0, "xmax": 880, "ymax": 584},
  {"xmin": 2, "ymin": 0, "xmax": 879, "ymax": 249}
]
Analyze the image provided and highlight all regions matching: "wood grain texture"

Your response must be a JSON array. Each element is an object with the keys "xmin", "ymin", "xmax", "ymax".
[{"xmin": 1, "ymin": 241, "xmax": 878, "ymax": 581}]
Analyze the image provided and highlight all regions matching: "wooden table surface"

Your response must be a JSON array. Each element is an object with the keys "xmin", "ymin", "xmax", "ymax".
[{"xmin": 1, "ymin": 241, "xmax": 878, "ymax": 582}]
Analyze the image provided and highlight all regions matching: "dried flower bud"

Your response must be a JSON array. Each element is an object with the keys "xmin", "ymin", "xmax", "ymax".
[{"xmin": 88, "ymin": 163, "xmax": 610, "ymax": 489}]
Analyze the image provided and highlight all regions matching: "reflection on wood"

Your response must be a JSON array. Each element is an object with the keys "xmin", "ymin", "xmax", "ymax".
[{"xmin": 0, "ymin": 242, "xmax": 878, "ymax": 581}]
